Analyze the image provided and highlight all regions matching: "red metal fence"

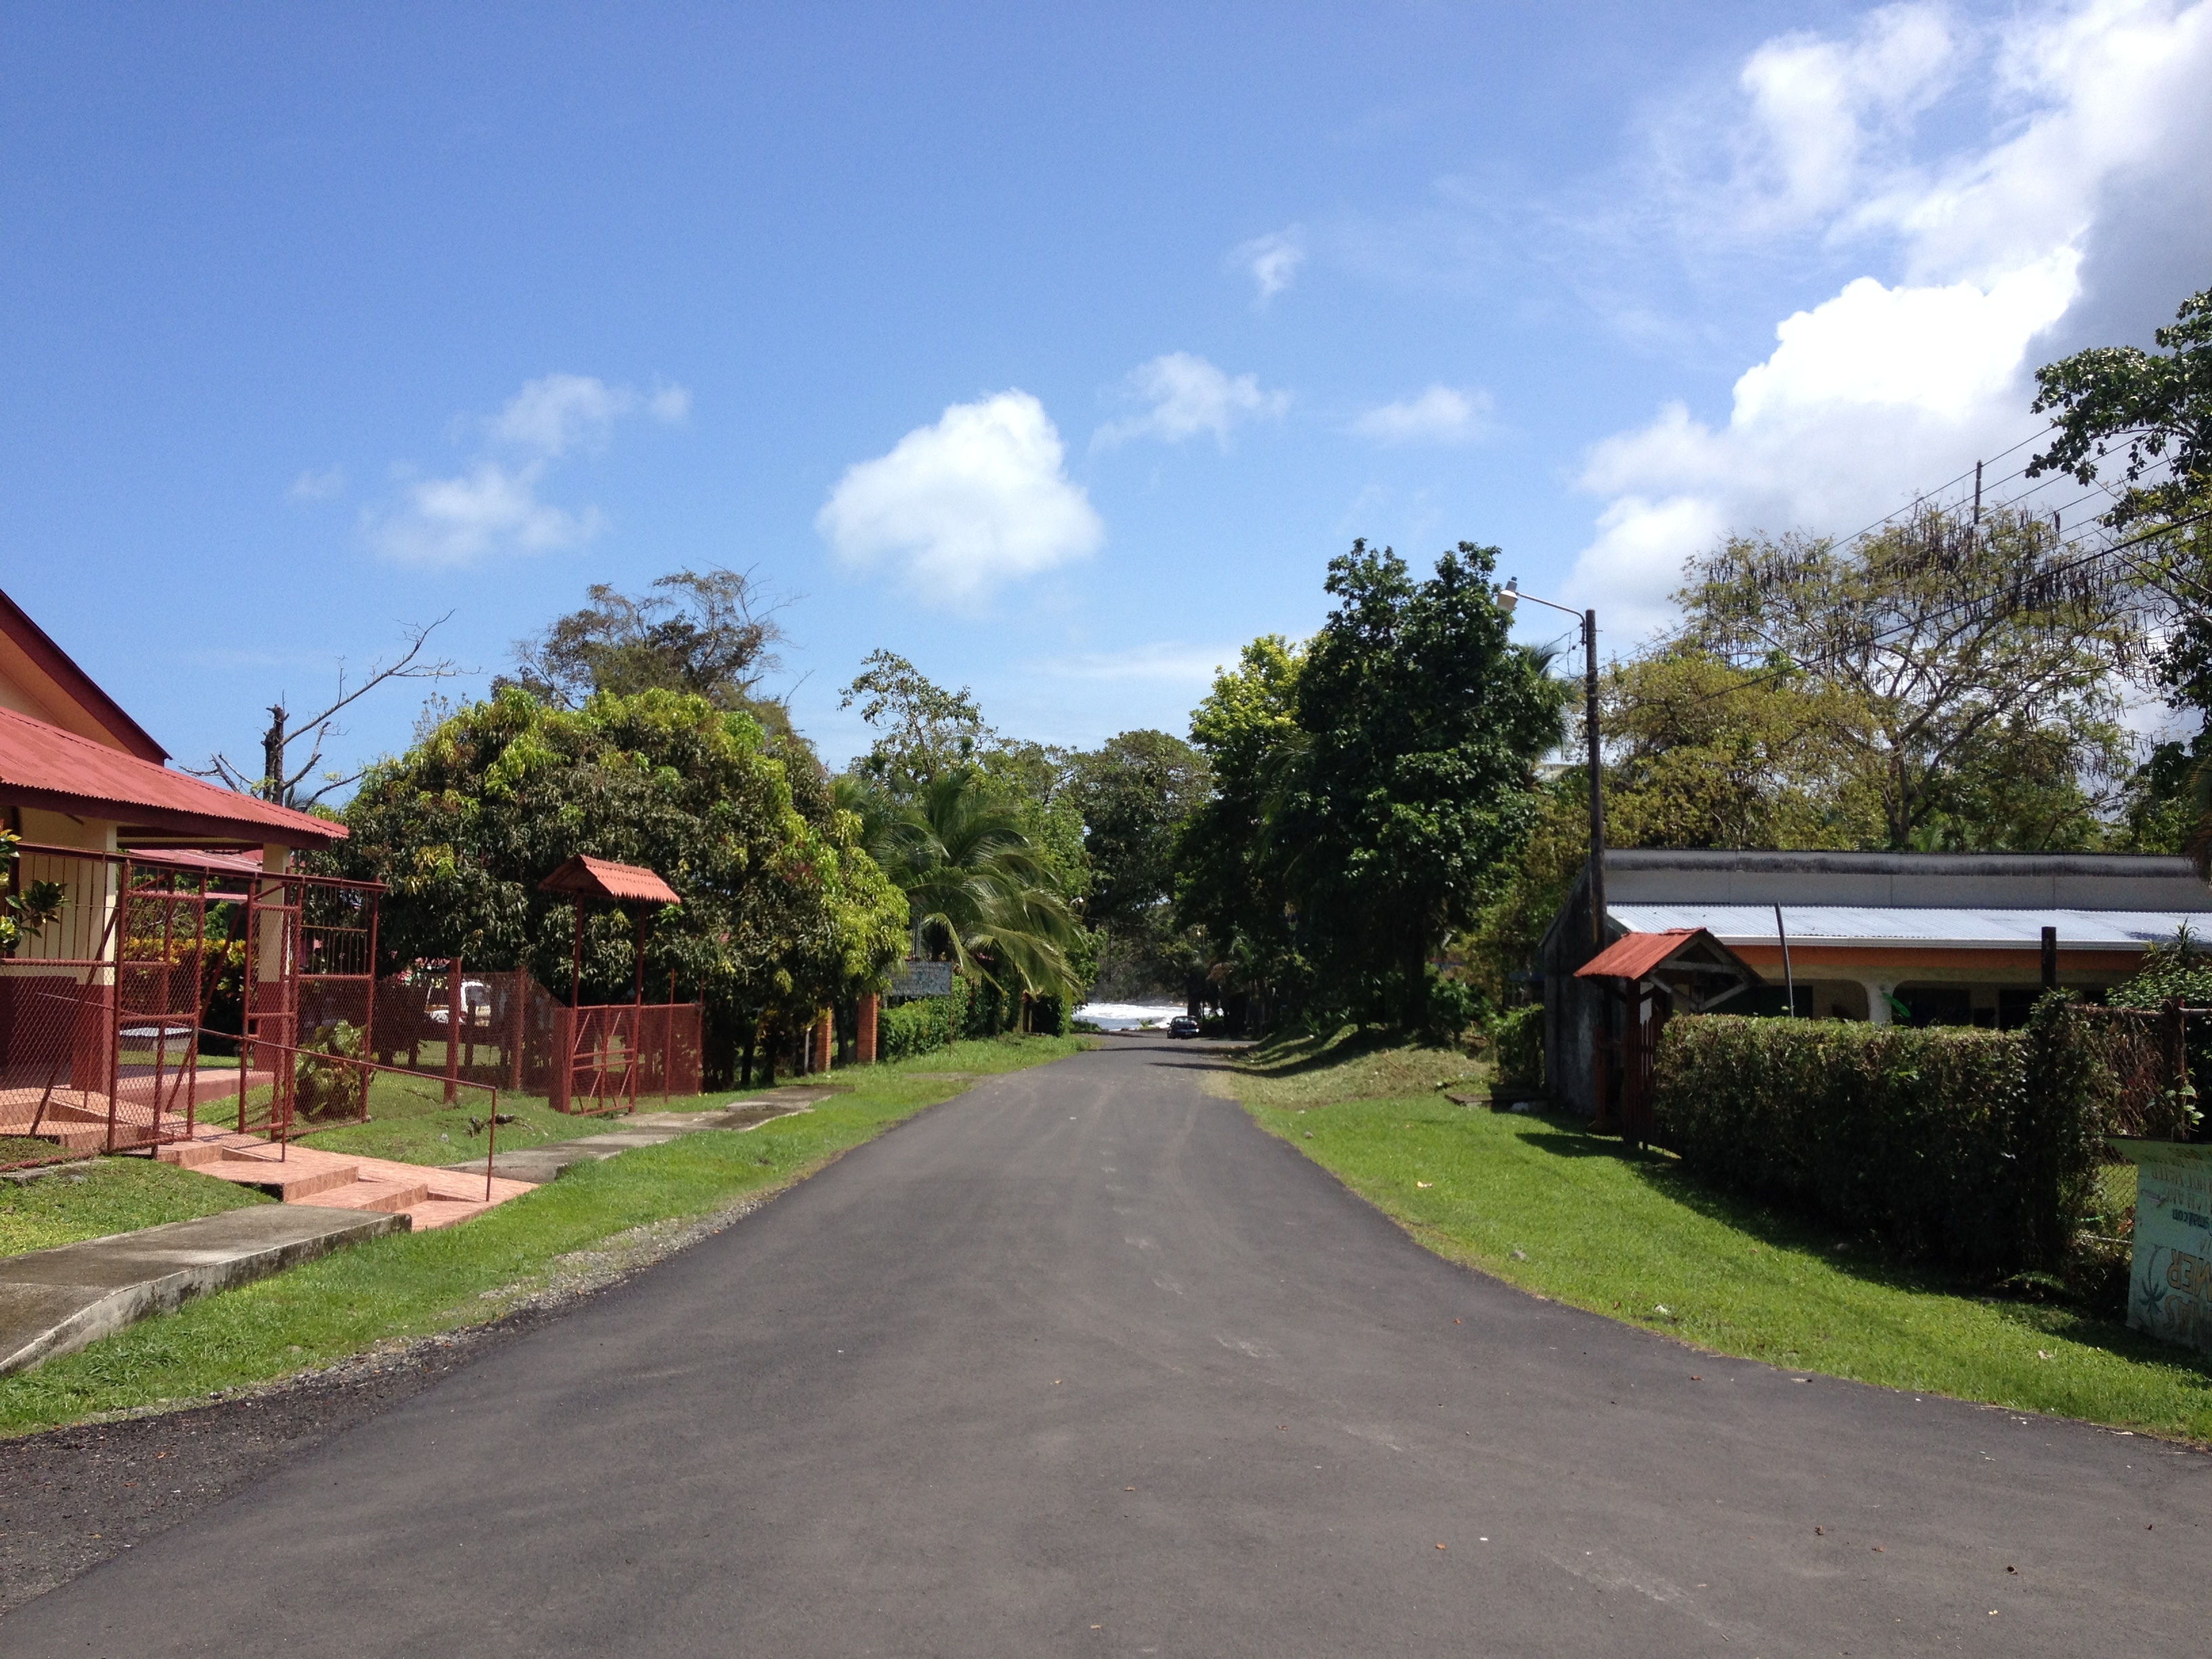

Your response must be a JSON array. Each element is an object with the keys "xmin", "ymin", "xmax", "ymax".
[
  {"xmin": 0, "ymin": 842, "xmax": 382, "ymax": 1156},
  {"xmin": 365, "ymin": 964, "xmax": 700, "ymax": 1115}
]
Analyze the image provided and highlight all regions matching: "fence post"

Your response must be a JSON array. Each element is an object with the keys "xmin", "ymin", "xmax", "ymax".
[
  {"xmin": 857, "ymin": 992, "xmax": 878, "ymax": 1065},
  {"xmin": 445, "ymin": 956, "xmax": 462, "ymax": 1104}
]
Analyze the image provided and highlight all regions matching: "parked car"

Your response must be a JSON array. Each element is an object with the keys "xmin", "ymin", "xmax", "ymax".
[
  {"xmin": 426, "ymin": 979, "xmax": 492, "ymax": 1025},
  {"xmin": 1167, "ymin": 1015, "xmax": 1201, "ymax": 1038}
]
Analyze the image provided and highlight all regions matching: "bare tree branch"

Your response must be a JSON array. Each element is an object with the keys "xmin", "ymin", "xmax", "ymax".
[{"xmin": 192, "ymin": 615, "xmax": 463, "ymax": 808}]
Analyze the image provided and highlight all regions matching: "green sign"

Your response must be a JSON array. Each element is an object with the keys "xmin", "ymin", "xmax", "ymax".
[{"xmin": 2110, "ymin": 1139, "xmax": 2212, "ymax": 1355}]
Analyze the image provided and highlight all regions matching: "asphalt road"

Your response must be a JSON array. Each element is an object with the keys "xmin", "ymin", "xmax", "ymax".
[{"xmin": 5, "ymin": 1038, "xmax": 2203, "ymax": 1655}]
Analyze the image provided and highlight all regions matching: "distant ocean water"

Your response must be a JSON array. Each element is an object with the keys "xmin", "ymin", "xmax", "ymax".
[{"xmin": 1073, "ymin": 1002, "xmax": 1186, "ymax": 1031}]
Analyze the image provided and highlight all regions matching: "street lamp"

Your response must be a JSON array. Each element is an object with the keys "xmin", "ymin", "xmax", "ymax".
[{"xmin": 1496, "ymin": 579, "xmax": 1605, "ymax": 951}]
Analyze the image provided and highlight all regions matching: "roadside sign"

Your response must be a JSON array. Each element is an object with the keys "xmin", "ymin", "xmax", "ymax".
[
  {"xmin": 2110, "ymin": 1139, "xmax": 2212, "ymax": 1355},
  {"xmin": 889, "ymin": 960, "xmax": 954, "ymax": 998}
]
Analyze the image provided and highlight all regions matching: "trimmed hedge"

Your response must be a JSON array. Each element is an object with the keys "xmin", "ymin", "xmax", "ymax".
[
  {"xmin": 878, "ymin": 977, "xmax": 977, "ymax": 1063},
  {"xmin": 1652, "ymin": 998, "xmax": 2105, "ymax": 1279},
  {"xmin": 877, "ymin": 977, "xmax": 1076, "ymax": 1061}
]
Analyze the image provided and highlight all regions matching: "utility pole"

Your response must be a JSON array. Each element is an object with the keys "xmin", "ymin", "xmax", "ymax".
[
  {"xmin": 1582, "ymin": 607, "xmax": 1604, "ymax": 950},
  {"xmin": 1498, "ymin": 580, "xmax": 1605, "ymax": 946}
]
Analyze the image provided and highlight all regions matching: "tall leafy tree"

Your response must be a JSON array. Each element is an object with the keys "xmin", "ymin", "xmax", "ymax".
[
  {"xmin": 504, "ymin": 568, "xmax": 791, "ymax": 725},
  {"xmin": 1067, "ymin": 730, "xmax": 1212, "ymax": 998},
  {"xmin": 1176, "ymin": 636, "xmax": 1305, "ymax": 1015},
  {"xmin": 836, "ymin": 651, "xmax": 1096, "ymax": 1002},
  {"xmin": 1673, "ymin": 511, "xmax": 2137, "ymax": 850},
  {"xmin": 337, "ymin": 687, "xmax": 905, "ymax": 1082},
  {"xmin": 2030, "ymin": 286, "xmax": 2212, "ymax": 853},
  {"xmin": 1266, "ymin": 542, "xmax": 1561, "ymax": 1027}
]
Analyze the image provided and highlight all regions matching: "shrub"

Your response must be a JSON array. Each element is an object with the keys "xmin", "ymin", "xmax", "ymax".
[
  {"xmin": 878, "ymin": 976, "xmax": 970, "ymax": 1063},
  {"xmin": 1486, "ymin": 1003, "xmax": 1544, "ymax": 1088},
  {"xmin": 1419, "ymin": 972, "xmax": 1482, "ymax": 1046},
  {"xmin": 1651, "ymin": 998, "xmax": 2106, "ymax": 1280}
]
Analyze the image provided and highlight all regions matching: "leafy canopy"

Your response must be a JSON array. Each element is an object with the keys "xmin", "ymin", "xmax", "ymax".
[{"xmin": 337, "ymin": 687, "xmax": 905, "ymax": 1032}]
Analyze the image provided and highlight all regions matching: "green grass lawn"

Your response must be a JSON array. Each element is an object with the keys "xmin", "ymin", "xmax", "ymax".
[
  {"xmin": 0, "ymin": 1158, "xmax": 272, "ymax": 1258},
  {"xmin": 1220, "ymin": 1029, "xmax": 2212, "ymax": 1444},
  {"xmin": 0, "ymin": 1034, "xmax": 1088, "ymax": 1436}
]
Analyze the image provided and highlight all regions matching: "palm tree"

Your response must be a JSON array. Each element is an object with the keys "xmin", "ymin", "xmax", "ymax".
[{"xmin": 851, "ymin": 771, "xmax": 1085, "ymax": 1003}]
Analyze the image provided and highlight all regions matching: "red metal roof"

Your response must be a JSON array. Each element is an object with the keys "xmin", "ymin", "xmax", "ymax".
[
  {"xmin": 0, "ymin": 704, "xmax": 344, "ymax": 848},
  {"xmin": 0, "ymin": 588, "xmax": 169, "ymax": 762},
  {"xmin": 1576, "ymin": 928, "xmax": 1705, "ymax": 981},
  {"xmin": 537, "ymin": 854, "xmax": 681, "ymax": 905}
]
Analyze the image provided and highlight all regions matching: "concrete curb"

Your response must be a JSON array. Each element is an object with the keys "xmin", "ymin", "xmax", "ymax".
[{"xmin": 0, "ymin": 1206, "xmax": 407, "ymax": 1378}]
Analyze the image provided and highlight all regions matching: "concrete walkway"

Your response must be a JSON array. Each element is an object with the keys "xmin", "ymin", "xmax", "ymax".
[
  {"xmin": 0, "ymin": 1206, "xmax": 405, "ymax": 1377},
  {"xmin": 5, "ymin": 1038, "xmax": 2203, "ymax": 1654},
  {"xmin": 462, "ymin": 1084, "xmax": 837, "ymax": 1185}
]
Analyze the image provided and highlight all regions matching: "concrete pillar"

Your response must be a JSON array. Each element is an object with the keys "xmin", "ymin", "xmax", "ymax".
[
  {"xmin": 1857, "ymin": 979, "xmax": 1894, "ymax": 1027},
  {"xmin": 856, "ymin": 993, "xmax": 879, "ymax": 1064}
]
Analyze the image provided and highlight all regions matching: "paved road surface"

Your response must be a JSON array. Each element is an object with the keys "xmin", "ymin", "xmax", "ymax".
[{"xmin": 5, "ymin": 1039, "xmax": 2202, "ymax": 1654}]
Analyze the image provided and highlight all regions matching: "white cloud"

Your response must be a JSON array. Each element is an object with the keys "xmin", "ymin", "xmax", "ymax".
[
  {"xmin": 365, "ymin": 371, "xmax": 685, "ymax": 563},
  {"xmin": 1231, "ymin": 228, "xmax": 1305, "ymax": 303},
  {"xmin": 1031, "ymin": 642, "xmax": 1244, "ymax": 685},
  {"xmin": 369, "ymin": 461, "xmax": 604, "ymax": 565},
  {"xmin": 1726, "ymin": 4, "xmax": 1961, "ymax": 232},
  {"xmin": 287, "ymin": 464, "xmax": 346, "ymax": 501},
  {"xmin": 1350, "ymin": 385, "xmax": 1492, "ymax": 446},
  {"xmin": 816, "ymin": 391, "xmax": 1104, "ymax": 605},
  {"xmin": 487, "ymin": 372, "xmax": 690, "ymax": 457},
  {"xmin": 1094, "ymin": 353, "xmax": 1290, "ymax": 449},
  {"xmin": 1566, "ymin": 0, "xmax": 2212, "ymax": 638}
]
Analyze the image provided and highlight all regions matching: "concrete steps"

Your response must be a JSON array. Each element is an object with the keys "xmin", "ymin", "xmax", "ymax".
[{"xmin": 154, "ymin": 1130, "xmax": 533, "ymax": 1231}]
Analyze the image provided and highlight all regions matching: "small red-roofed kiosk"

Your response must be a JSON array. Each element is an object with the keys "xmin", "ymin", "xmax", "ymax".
[
  {"xmin": 1575, "ymin": 927, "xmax": 1759, "ymax": 1144},
  {"xmin": 536, "ymin": 855, "xmax": 693, "ymax": 1114}
]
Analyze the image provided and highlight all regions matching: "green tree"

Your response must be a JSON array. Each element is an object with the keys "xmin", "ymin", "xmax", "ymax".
[
  {"xmin": 2030, "ymin": 286, "xmax": 2212, "ymax": 855},
  {"xmin": 1067, "ymin": 730, "xmax": 1212, "ymax": 998},
  {"xmin": 1673, "ymin": 512, "xmax": 2136, "ymax": 851},
  {"xmin": 836, "ymin": 651, "xmax": 1097, "ymax": 1008},
  {"xmin": 337, "ymin": 687, "xmax": 906, "ymax": 1083},
  {"xmin": 863, "ymin": 772, "xmax": 1088, "ymax": 1007},
  {"xmin": 1267, "ymin": 541, "xmax": 1561, "ymax": 1029},
  {"xmin": 2030, "ymin": 285, "xmax": 2212, "ymax": 534},
  {"xmin": 1601, "ymin": 647, "xmax": 1882, "ymax": 852},
  {"xmin": 504, "ymin": 569, "xmax": 791, "ymax": 727},
  {"xmin": 1176, "ymin": 635, "xmax": 1306, "ymax": 1018}
]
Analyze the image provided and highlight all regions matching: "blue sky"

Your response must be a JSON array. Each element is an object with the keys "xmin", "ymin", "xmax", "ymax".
[{"xmin": 4, "ymin": 1, "xmax": 2208, "ymax": 783}]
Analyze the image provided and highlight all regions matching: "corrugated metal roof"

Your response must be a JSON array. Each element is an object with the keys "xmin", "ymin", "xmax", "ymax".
[
  {"xmin": 537, "ymin": 854, "xmax": 682, "ymax": 905},
  {"xmin": 1576, "ymin": 928, "xmax": 1702, "ymax": 980},
  {"xmin": 0, "ymin": 586, "xmax": 169, "ymax": 762},
  {"xmin": 0, "ymin": 704, "xmax": 343, "ymax": 847},
  {"xmin": 1611, "ymin": 903, "xmax": 2202, "ymax": 947}
]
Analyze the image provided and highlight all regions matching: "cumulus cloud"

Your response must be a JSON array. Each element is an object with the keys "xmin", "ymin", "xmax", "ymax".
[
  {"xmin": 487, "ymin": 372, "xmax": 690, "ymax": 457},
  {"xmin": 371, "ymin": 462, "xmax": 605, "ymax": 564},
  {"xmin": 816, "ymin": 391, "xmax": 1104, "ymax": 605},
  {"xmin": 287, "ymin": 464, "xmax": 346, "ymax": 502},
  {"xmin": 1230, "ymin": 228, "xmax": 1305, "ymax": 303},
  {"xmin": 367, "ymin": 372, "xmax": 685, "ymax": 563},
  {"xmin": 1566, "ymin": 0, "xmax": 2212, "ymax": 638},
  {"xmin": 1094, "ymin": 353, "xmax": 1290, "ymax": 449},
  {"xmin": 1350, "ymin": 385, "xmax": 1493, "ymax": 446}
]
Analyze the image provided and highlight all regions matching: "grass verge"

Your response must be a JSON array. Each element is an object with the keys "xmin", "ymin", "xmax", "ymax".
[
  {"xmin": 1, "ymin": 1159, "xmax": 272, "ymax": 1258},
  {"xmin": 0, "ymin": 1034, "xmax": 1088, "ymax": 1436},
  {"xmin": 1221, "ymin": 1028, "xmax": 2212, "ymax": 1443}
]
